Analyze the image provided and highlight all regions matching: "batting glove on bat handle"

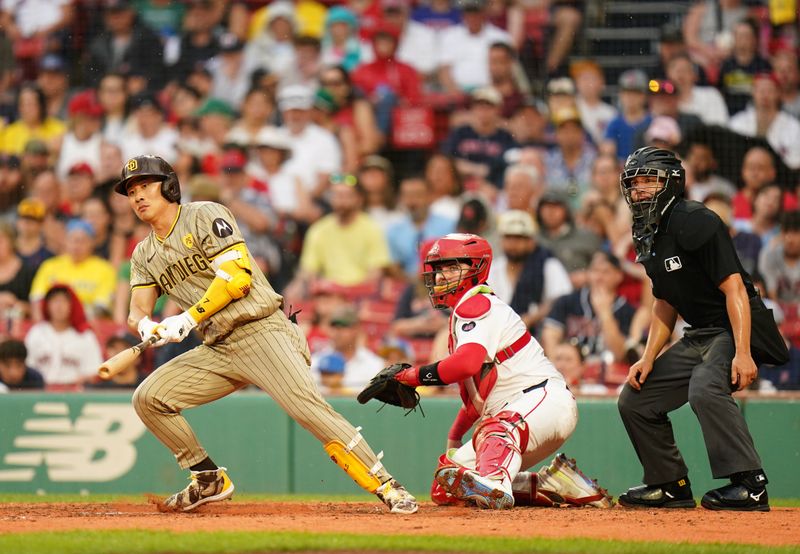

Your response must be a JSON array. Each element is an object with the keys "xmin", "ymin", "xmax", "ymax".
[
  {"xmin": 138, "ymin": 316, "xmax": 168, "ymax": 347},
  {"xmin": 156, "ymin": 311, "xmax": 198, "ymax": 344}
]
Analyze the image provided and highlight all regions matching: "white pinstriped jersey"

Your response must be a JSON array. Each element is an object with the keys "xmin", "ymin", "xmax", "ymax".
[{"xmin": 130, "ymin": 202, "xmax": 283, "ymax": 344}]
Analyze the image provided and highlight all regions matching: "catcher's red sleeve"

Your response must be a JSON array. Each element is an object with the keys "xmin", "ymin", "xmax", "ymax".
[
  {"xmin": 438, "ymin": 343, "xmax": 488, "ymax": 383},
  {"xmin": 448, "ymin": 406, "xmax": 479, "ymax": 441}
]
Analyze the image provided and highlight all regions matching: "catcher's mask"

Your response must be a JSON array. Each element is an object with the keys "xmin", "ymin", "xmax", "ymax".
[
  {"xmin": 620, "ymin": 146, "xmax": 684, "ymax": 261},
  {"xmin": 422, "ymin": 233, "xmax": 492, "ymax": 309},
  {"xmin": 115, "ymin": 155, "xmax": 181, "ymax": 203}
]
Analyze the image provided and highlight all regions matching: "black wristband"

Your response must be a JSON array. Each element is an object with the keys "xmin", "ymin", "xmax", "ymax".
[{"xmin": 418, "ymin": 361, "xmax": 446, "ymax": 386}]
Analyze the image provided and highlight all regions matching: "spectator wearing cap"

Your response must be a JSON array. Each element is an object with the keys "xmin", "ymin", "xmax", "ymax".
[
  {"xmin": 321, "ymin": 6, "xmax": 366, "ymax": 71},
  {"xmin": 310, "ymin": 306, "xmax": 386, "ymax": 391},
  {"xmin": 359, "ymin": 0, "xmax": 438, "ymax": 78},
  {"xmin": 437, "ymin": 0, "xmax": 512, "ymax": 93},
  {"xmin": 25, "ymin": 283, "xmax": 103, "ymax": 388},
  {"xmin": 278, "ymin": 84, "xmax": 342, "ymax": 197},
  {"xmin": 352, "ymin": 21, "xmax": 423, "ymax": 121},
  {"xmin": 171, "ymin": 0, "xmax": 220, "ymax": 80},
  {"xmin": 718, "ymin": 18, "xmax": 772, "ymax": 116},
  {"xmin": 320, "ymin": 65, "xmax": 383, "ymax": 162},
  {"xmin": 357, "ymin": 155, "xmax": 402, "ymax": 232},
  {"xmin": 571, "ymin": 60, "xmax": 617, "ymax": 146},
  {"xmin": 772, "ymin": 49, "xmax": 800, "ymax": 120},
  {"xmin": 15, "ymin": 198, "xmax": 52, "ymax": 268},
  {"xmin": 387, "ymin": 176, "xmax": 456, "ymax": 279},
  {"xmin": 208, "ymin": 32, "xmax": 254, "ymax": 108},
  {"xmin": 536, "ymin": 189, "xmax": 602, "ymax": 289},
  {"xmin": 729, "ymin": 73, "xmax": 800, "ymax": 169},
  {"xmin": 248, "ymin": 0, "xmax": 327, "ymax": 44},
  {"xmin": 218, "ymin": 149, "xmax": 283, "ymax": 278},
  {"xmin": 488, "ymin": 210, "xmax": 571, "ymax": 331},
  {"xmin": 59, "ymin": 162, "xmax": 96, "ymax": 217},
  {"xmin": 288, "ymin": 175, "xmax": 390, "ymax": 296},
  {"xmin": 542, "ymin": 250, "xmax": 636, "ymax": 366},
  {"xmin": 56, "ymin": 90, "xmax": 104, "ymax": 180},
  {"xmin": 194, "ymin": 97, "xmax": 237, "ymax": 155},
  {"xmin": 545, "ymin": 105, "xmax": 596, "ymax": 209},
  {"xmin": 36, "ymin": 55, "xmax": 70, "ymax": 120},
  {"xmin": 0, "ymin": 339, "xmax": 44, "ymax": 390},
  {"xmin": 632, "ymin": 78, "xmax": 702, "ymax": 151},
  {"xmin": 0, "ymin": 220, "xmax": 35, "ymax": 320},
  {"xmin": 601, "ymin": 69, "xmax": 652, "ymax": 161},
  {"xmin": 120, "ymin": 93, "xmax": 178, "ymax": 163},
  {"xmin": 442, "ymin": 86, "xmax": 518, "ymax": 189},
  {"xmin": 97, "ymin": 73, "xmax": 129, "ymax": 144},
  {"xmin": 87, "ymin": 334, "xmax": 145, "ymax": 389},
  {"xmin": 507, "ymin": 98, "xmax": 551, "ymax": 149},
  {"xmin": 29, "ymin": 219, "xmax": 116, "ymax": 318},
  {"xmin": 456, "ymin": 195, "xmax": 491, "ymax": 236},
  {"xmin": 667, "ymin": 53, "xmax": 729, "ymax": 126},
  {"xmin": 246, "ymin": 0, "xmax": 299, "ymax": 81},
  {"xmin": 85, "ymin": 0, "xmax": 165, "ymax": 88},
  {"xmin": 488, "ymin": 41, "xmax": 529, "ymax": 119},
  {"xmin": 378, "ymin": 337, "xmax": 415, "ymax": 366},
  {"xmin": 545, "ymin": 76, "xmax": 577, "ymax": 118},
  {"xmin": 0, "ymin": 84, "xmax": 65, "ymax": 155}
]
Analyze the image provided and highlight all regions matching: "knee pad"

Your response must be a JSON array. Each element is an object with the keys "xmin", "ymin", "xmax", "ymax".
[
  {"xmin": 473, "ymin": 411, "xmax": 530, "ymax": 453},
  {"xmin": 324, "ymin": 427, "xmax": 383, "ymax": 493}
]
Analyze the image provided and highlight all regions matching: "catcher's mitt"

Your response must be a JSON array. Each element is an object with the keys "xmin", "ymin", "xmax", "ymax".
[{"xmin": 357, "ymin": 363, "xmax": 421, "ymax": 412}]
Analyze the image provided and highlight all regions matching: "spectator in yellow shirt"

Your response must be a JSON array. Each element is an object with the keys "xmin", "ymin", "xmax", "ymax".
[
  {"xmin": 287, "ymin": 175, "xmax": 390, "ymax": 296},
  {"xmin": 0, "ymin": 84, "xmax": 66, "ymax": 155},
  {"xmin": 29, "ymin": 219, "xmax": 116, "ymax": 319}
]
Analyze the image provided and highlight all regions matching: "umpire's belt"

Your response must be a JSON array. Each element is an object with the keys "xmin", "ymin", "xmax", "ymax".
[
  {"xmin": 523, "ymin": 379, "xmax": 548, "ymax": 394},
  {"xmin": 495, "ymin": 331, "xmax": 533, "ymax": 364}
]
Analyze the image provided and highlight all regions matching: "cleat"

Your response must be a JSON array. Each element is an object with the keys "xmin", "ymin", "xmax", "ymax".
[
  {"xmin": 436, "ymin": 467, "xmax": 514, "ymax": 509},
  {"xmin": 701, "ymin": 483, "xmax": 769, "ymax": 512},
  {"xmin": 164, "ymin": 467, "xmax": 234, "ymax": 512},
  {"xmin": 376, "ymin": 479, "xmax": 419, "ymax": 514},
  {"xmin": 618, "ymin": 478, "xmax": 695, "ymax": 509},
  {"xmin": 538, "ymin": 454, "xmax": 614, "ymax": 508}
]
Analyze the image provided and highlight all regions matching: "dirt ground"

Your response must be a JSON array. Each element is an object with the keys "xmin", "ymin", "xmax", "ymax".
[{"xmin": 0, "ymin": 501, "xmax": 798, "ymax": 546}]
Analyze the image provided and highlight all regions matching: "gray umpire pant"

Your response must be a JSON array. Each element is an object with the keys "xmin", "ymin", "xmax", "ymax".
[{"xmin": 618, "ymin": 327, "xmax": 763, "ymax": 485}]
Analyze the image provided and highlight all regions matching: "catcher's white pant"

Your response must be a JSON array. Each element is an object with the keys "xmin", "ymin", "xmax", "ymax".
[{"xmin": 451, "ymin": 378, "xmax": 578, "ymax": 494}]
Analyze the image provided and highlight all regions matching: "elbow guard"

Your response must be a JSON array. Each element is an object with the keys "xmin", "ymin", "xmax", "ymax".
[{"xmin": 212, "ymin": 243, "xmax": 253, "ymax": 299}]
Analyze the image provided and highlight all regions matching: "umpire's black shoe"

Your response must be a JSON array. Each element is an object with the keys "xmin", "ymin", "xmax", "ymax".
[
  {"xmin": 701, "ymin": 470, "xmax": 770, "ymax": 512},
  {"xmin": 618, "ymin": 477, "xmax": 696, "ymax": 509}
]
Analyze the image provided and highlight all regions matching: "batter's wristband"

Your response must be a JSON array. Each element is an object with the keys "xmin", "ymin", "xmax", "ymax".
[{"xmin": 418, "ymin": 361, "xmax": 445, "ymax": 386}]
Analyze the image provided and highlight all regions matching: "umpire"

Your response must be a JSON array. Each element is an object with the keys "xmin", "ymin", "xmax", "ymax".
[{"xmin": 616, "ymin": 147, "xmax": 784, "ymax": 512}]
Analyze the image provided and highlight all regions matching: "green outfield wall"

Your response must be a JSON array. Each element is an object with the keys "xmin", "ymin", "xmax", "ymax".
[{"xmin": 0, "ymin": 393, "xmax": 797, "ymax": 498}]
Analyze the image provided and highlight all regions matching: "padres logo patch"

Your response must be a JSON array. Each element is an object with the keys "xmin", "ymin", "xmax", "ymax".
[
  {"xmin": 182, "ymin": 233, "xmax": 194, "ymax": 249},
  {"xmin": 212, "ymin": 218, "xmax": 234, "ymax": 238},
  {"xmin": 127, "ymin": 159, "xmax": 138, "ymax": 172}
]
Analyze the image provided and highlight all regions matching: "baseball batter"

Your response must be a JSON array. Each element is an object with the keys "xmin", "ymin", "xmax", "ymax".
[
  {"xmin": 390, "ymin": 233, "xmax": 612, "ymax": 509},
  {"xmin": 119, "ymin": 155, "xmax": 417, "ymax": 514}
]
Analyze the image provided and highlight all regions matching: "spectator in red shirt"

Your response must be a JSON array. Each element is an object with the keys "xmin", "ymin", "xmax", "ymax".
[{"xmin": 352, "ymin": 21, "xmax": 422, "ymax": 107}]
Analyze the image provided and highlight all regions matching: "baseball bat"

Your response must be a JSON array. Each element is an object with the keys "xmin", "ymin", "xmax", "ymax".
[{"xmin": 98, "ymin": 336, "xmax": 158, "ymax": 380}]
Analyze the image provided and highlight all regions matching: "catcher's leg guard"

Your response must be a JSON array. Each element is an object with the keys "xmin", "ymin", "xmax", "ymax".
[
  {"xmin": 324, "ymin": 427, "xmax": 383, "ymax": 493},
  {"xmin": 431, "ymin": 450, "xmax": 470, "ymax": 506},
  {"xmin": 535, "ymin": 453, "xmax": 613, "ymax": 508},
  {"xmin": 473, "ymin": 411, "xmax": 528, "ymax": 492}
]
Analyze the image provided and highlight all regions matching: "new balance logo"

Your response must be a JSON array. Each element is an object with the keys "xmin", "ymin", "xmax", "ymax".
[
  {"xmin": 0, "ymin": 403, "xmax": 146, "ymax": 482},
  {"xmin": 750, "ymin": 490, "xmax": 765, "ymax": 501}
]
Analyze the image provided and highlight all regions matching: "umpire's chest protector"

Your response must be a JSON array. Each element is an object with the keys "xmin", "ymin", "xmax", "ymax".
[{"xmin": 640, "ymin": 200, "xmax": 740, "ymax": 329}]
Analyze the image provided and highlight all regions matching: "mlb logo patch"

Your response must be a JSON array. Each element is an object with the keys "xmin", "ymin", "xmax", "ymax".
[{"xmin": 665, "ymin": 256, "xmax": 682, "ymax": 272}]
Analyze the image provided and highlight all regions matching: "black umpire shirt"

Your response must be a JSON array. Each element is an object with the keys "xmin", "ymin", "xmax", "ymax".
[{"xmin": 641, "ymin": 199, "xmax": 757, "ymax": 329}]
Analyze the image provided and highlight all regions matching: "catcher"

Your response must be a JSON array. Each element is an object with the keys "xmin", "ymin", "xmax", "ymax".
[{"xmin": 359, "ymin": 233, "xmax": 612, "ymax": 509}]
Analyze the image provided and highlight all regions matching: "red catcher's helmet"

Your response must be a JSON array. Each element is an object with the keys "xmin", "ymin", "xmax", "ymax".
[{"xmin": 422, "ymin": 233, "xmax": 492, "ymax": 309}]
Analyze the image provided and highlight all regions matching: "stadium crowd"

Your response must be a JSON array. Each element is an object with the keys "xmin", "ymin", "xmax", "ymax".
[{"xmin": 0, "ymin": 0, "xmax": 797, "ymax": 395}]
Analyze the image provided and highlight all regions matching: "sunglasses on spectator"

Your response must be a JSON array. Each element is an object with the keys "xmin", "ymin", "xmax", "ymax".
[{"xmin": 330, "ymin": 173, "xmax": 358, "ymax": 186}]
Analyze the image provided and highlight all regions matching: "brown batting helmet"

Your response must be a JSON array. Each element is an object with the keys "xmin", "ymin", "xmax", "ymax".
[{"xmin": 115, "ymin": 155, "xmax": 181, "ymax": 203}]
